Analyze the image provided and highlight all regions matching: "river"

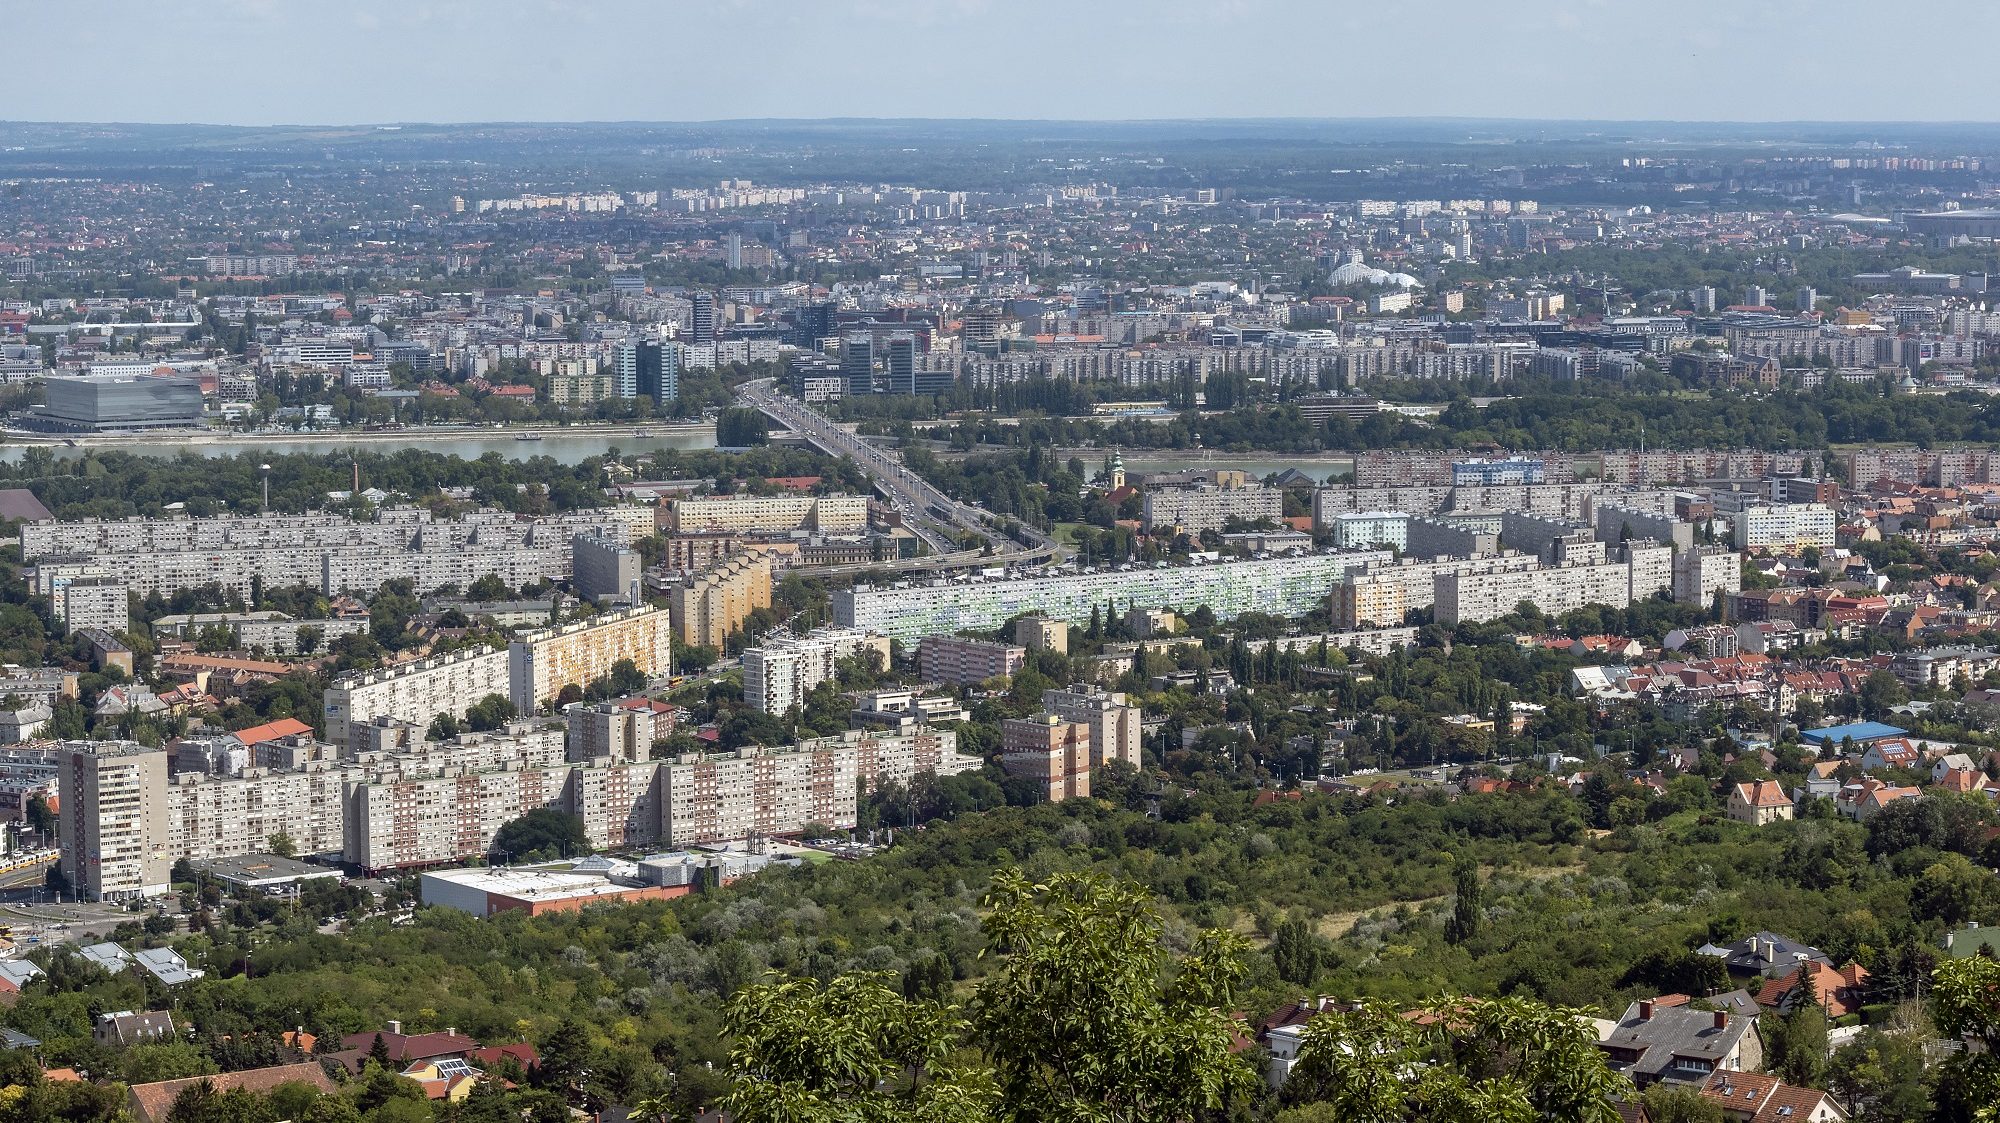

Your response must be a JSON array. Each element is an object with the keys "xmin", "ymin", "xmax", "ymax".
[{"xmin": 0, "ymin": 425, "xmax": 719, "ymax": 466}]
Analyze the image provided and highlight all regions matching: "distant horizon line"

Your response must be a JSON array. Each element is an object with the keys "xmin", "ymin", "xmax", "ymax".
[{"xmin": 7, "ymin": 114, "xmax": 2000, "ymax": 131}]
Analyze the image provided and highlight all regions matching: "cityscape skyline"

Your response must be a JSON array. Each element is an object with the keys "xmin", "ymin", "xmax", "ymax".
[{"xmin": 13, "ymin": 0, "xmax": 2000, "ymax": 127}]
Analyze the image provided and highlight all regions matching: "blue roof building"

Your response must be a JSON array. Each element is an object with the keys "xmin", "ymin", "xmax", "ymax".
[{"xmin": 1800, "ymin": 721, "xmax": 1907, "ymax": 747}]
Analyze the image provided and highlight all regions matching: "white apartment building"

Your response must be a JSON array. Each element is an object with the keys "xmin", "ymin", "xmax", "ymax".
[
  {"xmin": 566, "ymin": 699, "xmax": 671, "ymax": 764},
  {"xmin": 662, "ymin": 494, "xmax": 868, "ymax": 534},
  {"xmin": 659, "ymin": 726, "xmax": 980, "ymax": 845},
  {"xmin": 1733, "ymin": 503, "xmax": 1836, "ymax": 551},
  {"xmin": 509, "ymin": 606, "xmax": 673, "ymax": 712},
  {"xmin": 1041, "ymin": 684, "xmax": 1143, "ymax": 770},
  {"xmin": 168, "ymin": 763, "xmax": 351, "ymax": 862},
  {"xmin": 1329, "ymin": 554, "xmax": 1540, "ymax": 628},
  {"xmin": 1141, "ymin": 483, "xmax": 1283, "ymax": 534},
  {"xmin": 57, "ymin": 742, "xmax": 171, "ymax": 902},
  {"xmin": 1331, "ymin": 512, "xmax": 1409, "ymax": 551},
  {"xmin": 1673, "ymin": 546, "xmax": 1742, "ymax": 608},
  {"xmin": 1434, "ymin": 559, "xmax": 1636, "ymax": 625},
  {"xmin": 835, "ymin": 551, "xmax": 1391, "ymax": 640},
  {"xmin": 322, "ymin": 646, "xmax": 513, "ymax": 751},
  {"xmin": 742, "ymin": 628, "xmax": 894, "ymax": 714},
  {"xmin": 59, "ymin": 578, "xmax": 129, "ymax": 636}
]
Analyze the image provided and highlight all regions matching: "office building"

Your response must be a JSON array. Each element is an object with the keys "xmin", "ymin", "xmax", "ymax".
[
  {"xmin": 663, "ymin": 494, "xmax": 869, "ymax": 534},
  {"xmin": 510, "ymin": 606, "xmax": 673, "ymax": 712},
  {"xmin": 59, "ymin": 578, "xmax": 129, "ymax": 636},
  {"xmin": 883, "ymin": 334, "xmax": 918, "ymax": 395},
  {"xmin": 1745, "ymin": 285, "xmax": 1770, "ymax": 308},
  {"xmin": 918, "ymin": 635, "xmax": 1027, "ymax": 686},
  {"xmin": 1330, "ymin": 511, "xmax": 1409, "ymax": 551},
  {"xmin": 1001, "ymin": 715, "xmax": 1092, "ymax": 801},
  {"xmin": 840, "ymin": 333, "xmax": 875, "ymax": 396},
  {"xmin": 1733, "ymin": 504, "xmax": 1836, "ymax": 551},
  {"xmin": 322, "ymin": 646, "xmax": 513, "ymax": 751},
  {"xmin": 58, "ymin": 742, "xmax": 171, "ymax": 902},
  {"xmin": 667, "ymin": 550, "xmax": 773, "ymax": 649},
  {"xmin": 572, "ymin": 533, "xmax": 641, "ymax": 603},
  {"xmin": 1042, "ymin": 684, "xmax": 1143, "ymax": 770},
  {"xmin": 834, "ymin": 551, "xmax": 1391, "ymax": 640},
  {"xmin": 660, "ymin": 727, "xmax": 981, "ymax": 844},
  {"xmin": 613, "ymin": 339, "xmax": 680, "ymax": 407},
  {"xmin": 1797, "ymin": 286, "xmax": 1819, "ymax": 312},
  {"xmin": 741, "ymin": 627, "xmax": 893, "ymax": 714},
  {"xmin": 690, "ymin": 292, "xmax": 716, "ymax": 344},
  {"xmin": 961, "ymin": 306, "xmax": 1003, "ymax": 356},
  {"xmin": 30, "ymin": 376, "xmax": 204, "ymax": 433},
  {"xmin": 794, "ymin": 299, "xmax": 837, "ymax": 348}
]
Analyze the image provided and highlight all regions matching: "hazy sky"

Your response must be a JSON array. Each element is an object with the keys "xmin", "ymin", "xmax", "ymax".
[{"xmin": 13, "ymin": 0, "xmax": 1995, "ymax": 126}]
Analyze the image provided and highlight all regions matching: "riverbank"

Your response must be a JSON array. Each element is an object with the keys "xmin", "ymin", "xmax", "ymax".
[{"xmin": 2, "ymin": 420, "xmax": 713, "ymax": 450}]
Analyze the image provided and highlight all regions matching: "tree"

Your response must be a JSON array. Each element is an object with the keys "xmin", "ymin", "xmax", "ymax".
[
  {"xmin": 491, "ymin": 808, "xmax": 589, "ymax": 862},
  {"xmin": 1271, "ymin": 914, "xmax": 1325, "ymax": 986},
  {"xmin": 368, "ymin": 1033, "xmax": 392, "ymax": 1068},
  {"xmin": 427, "ymin": 711, "xmax": 462, "ymax": 741},
  {"xmin": 719, "ymin": 974, "xmax": 994, "ymax": 1123},
  {"xmin": 464, "ymin": 692, "xmax": 518, "ymax": 732},
  {"xmin": 1930, "ymin": 956, "xmax": 2000, "ymax": 1121},
  {"xmin": 969, "ymin": 870, "xmax": 1258, "ymax": 1123},
  {"xmin": 1283, "ymin": 996, "xmax": 1628, "ymax": 1123},
  {"xmin": 1640, "ymin": 1084, "xmax": 1724, "ymax": 1123},
  {"xmin": 1766, "ymin": 969, "xmax": 1828, "ymax": 1088},
  {"xmin": 266, "ymin": 831, "xmax": 297, "ymax": 859},
  {"xmin": 1445, "ymin": 853, "xmax": 1482, "ymax": 945},
  {"xmin": 534, "ymin": 1017, "xmax": 600, "ymax": 1103},
  {"xmin": 1829, "ymin": 1028, "xmax": 1930, "ymax": 1123}
]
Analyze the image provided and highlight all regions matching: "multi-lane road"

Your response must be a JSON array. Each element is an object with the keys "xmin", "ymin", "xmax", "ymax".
[{"xmin": 736, "ymin": 380, "xmax": 1059, "ymax": 570}]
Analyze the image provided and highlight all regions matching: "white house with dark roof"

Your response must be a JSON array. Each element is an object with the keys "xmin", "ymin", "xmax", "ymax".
[{"xmin": 1597, "ymin": 999, "xmax": 1763, "ymax": 1088}]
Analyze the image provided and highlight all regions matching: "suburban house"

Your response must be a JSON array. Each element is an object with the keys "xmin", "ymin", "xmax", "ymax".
[
  {"xmin": 1754, "ymin": 961, "xmax": 1871, "ymax": 1019},
  {"xmin": 1698, "ymin": 932, "xmax": 1832, "ymax": 980},
  {"xmin": 1835, "ymin": 779, "xmax": 1921, "ymax": 821},
  {"xmin": 1597, "ymin": 1000, "xmax": 1763, "ymax": 1088},
  {"xmin": 1726, "ymin": 781, "xmax": 1794, "ymax": 826},
  {"xmin": 93, "ymin": 1010, "xmax": 177, "ymax": 1047},
  {"xmin": 127, "ymin": 1062, "xmax": 337, "ymax": 1123},
  {"xmin": 1931, "ymin": 753, "xmax": 1979, "ymax": 783},
  {"xmin": 1702, "ymin": 1070, "xmax": 1849, "ymax": 1123},
  {"xmin": 1858, "ymin": 738, "xmax": 1922, "ymax": 774}
]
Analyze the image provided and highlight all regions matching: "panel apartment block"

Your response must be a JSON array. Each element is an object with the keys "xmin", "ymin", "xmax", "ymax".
[
  {"xmin": 1434, "ymin": 559, "xmax": 1636, "ymax": 625},
  {"xmin": 918, "ymin": 635, "xmax": 1026, "ymax": 685},
  {"xmin": 834, "ymin": 551, "xmax": 1390, "ymax": 640},
  {"xmin": 663, "ymin": 494, "xmax": 868, "ymax": 534},
  {"xmin": 741, "ymin": 628, "xmax": 893, "ymax": 714},
  {"xmin": 509, "ymin": 606, "xmax": 673, "ymax": 712},
  {"xmin": 57, "ymin": 742, "xmax": 170, "ymax": 902},
  {"xmin": 323, "ymin": 646, "xmax": 513, "ymax": 751}
]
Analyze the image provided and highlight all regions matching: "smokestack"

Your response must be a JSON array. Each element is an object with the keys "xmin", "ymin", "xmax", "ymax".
[
  {"xmin": 1638, "ymin": 1001, "xmax": 1654, "ymax": 1021},
  {"xmin": 1713, "ymin": 1010, "xmax": 1727, "ymax": 1029}
]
